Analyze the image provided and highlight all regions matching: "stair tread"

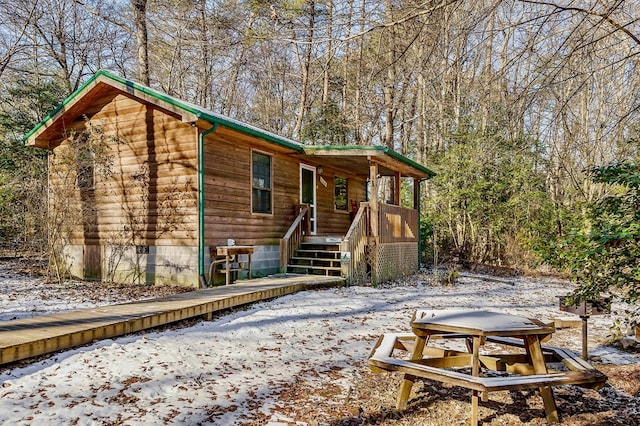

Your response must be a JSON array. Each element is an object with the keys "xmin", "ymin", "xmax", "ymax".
[
  {"xmin": 288, "ymin": 265, "xmax": 342, "ymax": 271},
  {"xmin": 293, "ymin": 250, "xmax": 340, "ymax": 259},
  {"xmin": 291, "ymin": 256, "xmax": 340, "ymax": 261},
  {"xmin": 288, "ymin": 241, "xmax": 343, "ymax": 277}
]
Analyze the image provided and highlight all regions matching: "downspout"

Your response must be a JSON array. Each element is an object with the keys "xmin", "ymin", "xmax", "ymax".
[{"xmin": 198, "ymin": 123, "xmax": 218, "ymax": 287}]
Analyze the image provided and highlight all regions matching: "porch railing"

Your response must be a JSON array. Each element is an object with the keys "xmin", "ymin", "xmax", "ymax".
[
  {"xmin": 378, "ymin": 202, "xmax": 418, "ymax": 244},
  {"xmin": 340, "ymin": 202, "xmax": 369, "ymax": 284},
  {"xmin": 279, "ymin": 205, "xmax": 309, "ymax": 272},
  {"xmin": 280, "ymin": 202, "xmax": 418, "ymax": 282}
]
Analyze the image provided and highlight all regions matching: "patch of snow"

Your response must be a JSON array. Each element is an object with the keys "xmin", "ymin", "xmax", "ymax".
[{"xmin": 0, "ymin": 272, "xmax": 637, "ymax": 424}]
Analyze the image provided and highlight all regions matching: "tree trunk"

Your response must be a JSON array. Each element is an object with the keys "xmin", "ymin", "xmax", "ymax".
[
  {"xmin": 132, "ymin": 0, "xmax": 150, "ymax": 86},
  {"xmin": 382, "ymin": 0, "xmax": 396, "ymax": 150},
  {"xmin": 198, "ymin": 0, "xmax": 211, "ymax": 108},
  {"xmin": 225, "ymin": 14, "xmax": 256, "ymax": 116},
  {"xmin": 353, "ymin": 0, "xmax": 366, "ymax": 145},
  {"xmin": 322, "ymin": 0, "xmax": 333, "ymax": 107},
  {"xmin": 292, "ymin": 0, "xmax": 316, "ymax": 140}
]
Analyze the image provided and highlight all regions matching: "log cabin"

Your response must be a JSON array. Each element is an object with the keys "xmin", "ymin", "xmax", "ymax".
[{"xmin": 24, "ymin": 70, "xmax": 435, "ymax": 288}]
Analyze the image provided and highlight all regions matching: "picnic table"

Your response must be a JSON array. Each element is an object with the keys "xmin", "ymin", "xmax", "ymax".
[{"xmin": 368, "ymin": 309, "xmax": 607, "ymax": 425}]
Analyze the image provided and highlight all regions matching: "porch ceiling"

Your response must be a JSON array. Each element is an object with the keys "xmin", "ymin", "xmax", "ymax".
[{"xmin": 297, "ymin": 146, "xmax": 435, "ymax": 180}]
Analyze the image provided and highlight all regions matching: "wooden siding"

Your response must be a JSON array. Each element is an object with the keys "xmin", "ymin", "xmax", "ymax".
[
  {"xmin": 315, "ymin": 170, "xmax": 367, "ymax": 235},
  {"xmin": 203, "ymin": 130, "xmax": 298, "ymax": 247},
  {"xmin": 48, "ymin": 92, "xmax": 198, "ymax": 248},
  {"xmin": 203, "ymin": 130, "xmax": 368, "ymax": 246},
  {"xmin": 47, "ymin": 85, "xmax": 375, "ymax": 269}
]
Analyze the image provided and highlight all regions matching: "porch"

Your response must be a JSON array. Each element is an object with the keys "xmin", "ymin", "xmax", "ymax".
[
  {"xmin": 282, "ymin": 146, "xmax": 435, "ymax": 285},
  {"xmin": 280, "ymin": 202, "xmax": 421, "ymax": 285}
]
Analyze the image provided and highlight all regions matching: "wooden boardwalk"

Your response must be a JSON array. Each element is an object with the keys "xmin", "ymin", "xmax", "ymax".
[{"xmin": 0, "ymin": 274, "xmax": 345, "ymax": 366}]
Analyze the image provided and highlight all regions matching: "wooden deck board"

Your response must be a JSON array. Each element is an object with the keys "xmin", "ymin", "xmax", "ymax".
[{"xmin": 0, "ymin": 275, "xmax": 344, "ymax": 365}]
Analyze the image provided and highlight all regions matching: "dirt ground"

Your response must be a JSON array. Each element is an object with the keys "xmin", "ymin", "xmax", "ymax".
[
  {"xmin": 0, "ymin": 256, "xmax": 638, "ymax": 425},
  {"xmin": 264, "ymin": 361, "xmax": 639, "ymax": 425}
]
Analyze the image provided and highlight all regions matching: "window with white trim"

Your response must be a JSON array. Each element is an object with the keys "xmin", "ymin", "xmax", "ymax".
[{"xmin": 252, "ymin": 151, "xmax": 272, "ymax": 214}]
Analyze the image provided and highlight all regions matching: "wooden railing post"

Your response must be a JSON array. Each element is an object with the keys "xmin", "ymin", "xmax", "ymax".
[{"xmin": 369, "ymin": 162, "xmax": 379, "ymax": 241}]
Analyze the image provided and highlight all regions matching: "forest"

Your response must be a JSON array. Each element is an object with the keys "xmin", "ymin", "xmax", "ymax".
[{"xmin": 0, "ymin": 0, "xmax": 638, "ymax": 308}]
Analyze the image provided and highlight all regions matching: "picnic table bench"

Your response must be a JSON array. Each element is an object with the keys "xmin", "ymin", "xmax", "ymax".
[{"xmin": 368, "ymin": 310, "xmax": 607, "ymax": 425}]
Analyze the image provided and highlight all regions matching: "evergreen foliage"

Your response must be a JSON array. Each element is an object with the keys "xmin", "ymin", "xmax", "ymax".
[
  {"xmin": 422, "ymin": 133, "xmax": 557, "ymax": 267},
  {"xmin": 0, "ymin": 78, "xmax": 66, "ymax": 251},
  {"xmin": 569, "ymin": 162, "xmax": 639, "ymax": 324}
]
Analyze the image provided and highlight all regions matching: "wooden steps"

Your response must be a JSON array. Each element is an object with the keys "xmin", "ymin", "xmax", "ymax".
[{"xmin": 287, "ymin": 237, "xmax": 342, "ymax": 277}]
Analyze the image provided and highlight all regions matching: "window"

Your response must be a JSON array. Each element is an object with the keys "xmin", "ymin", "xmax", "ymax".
[
  {"xmin": 252, "ymin": 151, "xmax": 272, "ymax": 214},
  {"xmin": 334, "ymin": 176, "xmax": 348, "ymax": 211}
]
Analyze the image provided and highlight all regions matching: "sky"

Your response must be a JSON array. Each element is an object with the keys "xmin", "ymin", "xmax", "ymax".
[{"xmin": 0, "ymin": 271, "xmax": 637, "ymax": 425}]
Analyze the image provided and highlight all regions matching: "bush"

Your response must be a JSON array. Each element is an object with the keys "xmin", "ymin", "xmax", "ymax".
[{"xmin": 564, "ymin": 162, "xmax": 640, "ymax": 327}]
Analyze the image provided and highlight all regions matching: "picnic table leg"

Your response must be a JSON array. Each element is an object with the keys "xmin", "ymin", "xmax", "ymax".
[
  {"xmin": 470, "ymin": 335, "xmax": 483, "ymax": 426},
  {"xmin": 525, "ymin": 335, "xmax": 559, "ymax": 424},
  {"xmin": 396, "ymin": 335, "xmax": 427, "ymax": 409},
  {"xmin": 225, "ymin": 254, "xmax": 230, "ymax": 285}
]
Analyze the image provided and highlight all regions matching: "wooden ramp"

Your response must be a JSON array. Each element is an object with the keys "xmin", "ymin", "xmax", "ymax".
[{"xmin": 0, "ymin": 274, "xmax": 345, "ymax": 366}]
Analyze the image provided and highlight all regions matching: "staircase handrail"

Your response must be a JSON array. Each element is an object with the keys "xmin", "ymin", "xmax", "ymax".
[
  {"xmin": 340, "ymin": 202, "xmax": 370, "ymax": 284},
  {"xmin": 280, "ymin": 205, "xmax": 309, "ymax": 271},
  {"xmin": 343, "ymin": 202, "xmax": 369, "ymax": 242}
]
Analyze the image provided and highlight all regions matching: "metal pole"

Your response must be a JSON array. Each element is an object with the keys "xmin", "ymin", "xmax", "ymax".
[{"xmin": 580, "ymin": 316, "xmax": 589, "ymax": 360}]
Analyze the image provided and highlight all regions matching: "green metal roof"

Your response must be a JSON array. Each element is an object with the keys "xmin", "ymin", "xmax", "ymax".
[
  {"xmin": 24, "ymin": 70, "xmax": 435, "ymax": 178},
  {"xmin": 302, "ymin": 145, "xmax": 436, "ymax": 178},
  {"xmin": 24, "ymin": 70, "xmax": 303, "ymax": 152}
]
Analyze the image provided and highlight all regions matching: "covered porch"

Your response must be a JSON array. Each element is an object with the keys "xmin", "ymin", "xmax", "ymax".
[{"xmin": 282, "ymin": 146, "xmax": 435, "ymax": 285}]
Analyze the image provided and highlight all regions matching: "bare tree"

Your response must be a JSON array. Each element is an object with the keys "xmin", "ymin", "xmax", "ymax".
[
  {"xmin": 132, "ymin": 0, "xmax": 150, "ymax": 85},
  {"xmin": 3, "ymin": 0, "xmax": 640, "ymax": 267},
  {"xmin": 292, "ymin": 0, "xmax": 318, "ymax": 139}
]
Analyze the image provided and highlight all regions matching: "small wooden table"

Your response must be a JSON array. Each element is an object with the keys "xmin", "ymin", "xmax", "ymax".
[
  {"xmin": 216, "ymin": 246, "xmax": 253, "ymax": 285},
  {"xmin": 403, "ymin": 309, "xmax": 557, "ymax": 424}
]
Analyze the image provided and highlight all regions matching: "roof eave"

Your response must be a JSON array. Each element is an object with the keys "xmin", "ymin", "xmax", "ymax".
[
  {"xmin": 24, "ymin": 70, "xmax": 304, "ymax": 153},
  {"xmin": 302, "ymin": 145, "xmax": 436, "ymax": 179},
  {"xmin": 23, "ymin": 71, "xmax": 105, "ymax": 147}
]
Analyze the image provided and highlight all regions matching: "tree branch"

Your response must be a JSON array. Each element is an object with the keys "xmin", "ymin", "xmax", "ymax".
[
  {"xmin": 517, "ymin": 0, "xmax": 640, "ymax": 46},
  {"xmin": 72, "ymin": 0, "xmax": 132, "ymax": 35},
  {"xmin": 339, "ymin": 0, "xmax": 461, "ymax": 42}
]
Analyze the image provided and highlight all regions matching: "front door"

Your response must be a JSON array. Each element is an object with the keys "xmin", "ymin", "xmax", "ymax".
[{"xmin": 300, "ymin": 165, "xmax": 317, "ymax": 235}]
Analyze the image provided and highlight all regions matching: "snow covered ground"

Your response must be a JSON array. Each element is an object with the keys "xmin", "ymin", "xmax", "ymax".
[
  {"xmin": 0, "ymin": 269, "xmax": 637, "ymax": 425},
  {"xmin": 0, "ymin": 261, "xmax": 189, "ymax": 322}
]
